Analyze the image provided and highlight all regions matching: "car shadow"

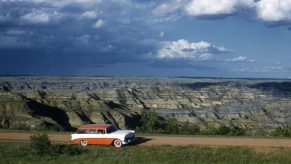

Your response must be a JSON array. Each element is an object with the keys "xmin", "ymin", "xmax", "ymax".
[{"xmin": 130, "ymin": 137, "xmax": 152, "ymax": 146}]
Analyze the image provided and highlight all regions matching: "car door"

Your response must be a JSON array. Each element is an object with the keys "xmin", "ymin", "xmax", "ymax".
[{"xmin": 94, "ymin": 129, "xmax": 114, "ymax": 145}]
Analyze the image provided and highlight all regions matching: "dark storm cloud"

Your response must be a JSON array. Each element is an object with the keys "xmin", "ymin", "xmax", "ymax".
[
  {"xmin": 0, "ymin": 0, "xmax": 289, "ymax": 77},
  {"xmin": 0, "ymin": 0, "xmax": 164, "ymax": 75}
]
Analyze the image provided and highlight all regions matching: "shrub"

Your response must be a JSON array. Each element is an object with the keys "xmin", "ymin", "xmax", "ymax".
[
  {"xmin": 30, "ymin": 133, "xmax": 51, "ymax": 155},
  {"xmin": 200, "ymin": 125, "xmax": 245, "ymax": 136},
  {"xmin": 179, "ymin": 121, "xmax": 200, "ymax": 135},
  {"xmin": 140, "ymin": 111, "xmax": 159, "ymax": 132},
  {"xmin": 164, "ymin": 118, "xmax": 179, "ymax": 134},
  {"xmin": 271, "ymin": 127, "xmax": 290, "ymax": 137},
  {"xmin": 30, "ymin": 133, "xmax": 82, "ymax": 156},
  {"xmin": 200, "ymin": 126, "xmax": 218, "ymax": 135},
  {"xmin": 51, "ymin": 144, "xmax": 82, "ymax": 156},
  {"xmin": 229, "ymin": 127, "xmax": 246, "ymax": 136}
]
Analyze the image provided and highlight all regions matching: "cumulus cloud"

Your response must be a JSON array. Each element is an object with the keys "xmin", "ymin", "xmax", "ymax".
[
  {"xmin": 93, "ymin": 19, "xmax": 105, "ymax": 28},
  {"xmin": 256, "ymin": 0, "xmax": 291, "ymax": 22},
  {"xmin": 185, "ymin": 0, "xmax": 237, "ymax": 16},
  {"xmin": 182, "ymin": 0, "xmax": 255, "ymax": 17},
  {"xmin": 158, "ymin": 0, "xmax": 291, "ymax": 25},
  {"xmin": 157, "ymin": 39, "xmax": 230, "ymax": 61}
]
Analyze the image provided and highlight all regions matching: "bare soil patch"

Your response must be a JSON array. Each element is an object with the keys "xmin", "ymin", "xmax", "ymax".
[{"xmin": 2, "ymin": 132, "xmax": 291, "ymax": 148}]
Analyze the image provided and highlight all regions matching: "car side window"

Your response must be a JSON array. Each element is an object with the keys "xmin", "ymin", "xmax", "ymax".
[
  {"xmin": 76, "ymin": 129, "xmax": 87, "ymax": 134},
  {"xmin": 97, "ymin": 129, "xmax": 105, "ymax": 134},
  {"xmin": 88, "ymin": 129, "xmax": 97, "ymax": 134}
]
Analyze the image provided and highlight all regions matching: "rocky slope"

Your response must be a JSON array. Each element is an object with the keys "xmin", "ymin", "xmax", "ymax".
[{"xmin": 0, "ymin": 77, "xmax": 291, "ymax": 133}]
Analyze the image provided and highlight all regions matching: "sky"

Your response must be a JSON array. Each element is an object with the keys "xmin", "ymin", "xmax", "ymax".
[{"xmin": 0, "ymin": 0, "xmax": 291, "ymax": 78}]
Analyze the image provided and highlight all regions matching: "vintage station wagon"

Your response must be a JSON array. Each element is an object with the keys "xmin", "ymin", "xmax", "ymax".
[{"xmin": 71, "ymin": 124, "xmax": 135, "ymax": 147}]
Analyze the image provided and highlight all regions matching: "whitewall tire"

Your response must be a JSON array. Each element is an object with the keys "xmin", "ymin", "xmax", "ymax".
[
  {"xmin": 80, "ymin": 140, "xmax": 88, "ymax": 147},
  {"xmin": 113, "ymin": 139, "xmax": 122, "ymax": 148}
]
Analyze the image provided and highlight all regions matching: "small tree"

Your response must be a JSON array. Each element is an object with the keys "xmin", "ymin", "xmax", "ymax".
[
  {"xmin": 229, "ymin": 126, "xmax": 246, "ymax": 136},
  {"xmin": 164, "ymin": 118, "xmax": 179, "ymax": 134},
  {"xmin": 140, "ymin": 110, "xmax": 159, "ymax": 132},
  {"xmin": 30, "ymin": 133, "xmax": 51, "ymax": 155},
  {"xmin": 180, "ymin": 122, "xmax": 200, "ymax": 135},
  {"xmin": 216, "ymin": 126, "xmax": 232, "ymax": 135}
]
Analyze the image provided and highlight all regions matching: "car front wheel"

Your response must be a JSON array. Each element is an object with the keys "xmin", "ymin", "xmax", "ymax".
[
  {"xmin": 80, "ymin": 140, "xmax": 88, "ymax": 147},
  {"xmin": 113, "ymin": 139, "xmax": 122, "ymax": 148}
]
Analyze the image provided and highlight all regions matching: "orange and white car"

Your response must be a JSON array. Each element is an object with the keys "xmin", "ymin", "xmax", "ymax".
[{"xmin": 71, "ymin": 124, "xmax": 135, "ymax": 147}]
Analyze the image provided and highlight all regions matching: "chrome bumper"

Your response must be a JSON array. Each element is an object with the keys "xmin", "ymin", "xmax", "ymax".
[{"xmin": 122, "ymin": 136, "xmax": 136, "ymax": 145}]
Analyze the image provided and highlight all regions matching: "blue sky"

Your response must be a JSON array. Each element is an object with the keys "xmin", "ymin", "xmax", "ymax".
[{"xmin": 0, "ymin": 0, "xmax": 291, "ymax": 78}]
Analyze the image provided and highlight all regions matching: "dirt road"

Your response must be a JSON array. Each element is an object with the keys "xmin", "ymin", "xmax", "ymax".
[{"xmin": 1, "ymin": 132, "xmax": 291, "ymax": 148}]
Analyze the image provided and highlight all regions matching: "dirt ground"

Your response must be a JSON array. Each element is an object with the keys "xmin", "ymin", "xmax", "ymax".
[{"xmin": 1, "ymin": 132, "xmax": 291, "ymax": 148}]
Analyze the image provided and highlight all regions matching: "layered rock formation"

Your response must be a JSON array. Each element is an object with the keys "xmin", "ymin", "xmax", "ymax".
[{"xmin": 0, "ymin": 76, "xmax": 291, "ymax": 133}]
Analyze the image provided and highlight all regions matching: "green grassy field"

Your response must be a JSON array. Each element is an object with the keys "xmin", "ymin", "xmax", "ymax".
[{"xmin": 1, "ymin": 142, "xmax": 291, "ymax": 164}]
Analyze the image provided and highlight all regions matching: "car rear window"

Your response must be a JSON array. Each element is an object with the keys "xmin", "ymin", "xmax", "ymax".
[
  {"xmin": 88, "ymin": 129, "xmax": 97, "ymax": 134},
  {"xmin": 97, "ymin": 129, "xmax": 105, "ymax": 134}
]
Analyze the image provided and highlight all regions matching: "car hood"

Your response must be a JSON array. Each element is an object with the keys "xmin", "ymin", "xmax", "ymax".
[{"xmin": 110, "ymin": 130, "xmax": 134, "ymax": 136}]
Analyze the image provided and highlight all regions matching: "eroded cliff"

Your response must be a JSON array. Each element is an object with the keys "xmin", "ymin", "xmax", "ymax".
[{"xmin": 1, "ymin": 77, "xmax": 291, "ymax": 133}]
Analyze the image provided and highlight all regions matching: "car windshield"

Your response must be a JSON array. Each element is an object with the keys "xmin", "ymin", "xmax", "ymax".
[{"xmin": 106, "ymin": 125, "xmax": 117, "ymax": 134}]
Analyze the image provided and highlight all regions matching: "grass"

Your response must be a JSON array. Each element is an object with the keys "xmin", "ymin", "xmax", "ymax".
[{"xmin": 1, "ymin": 142, "xmax": 291, "ymax": 164}]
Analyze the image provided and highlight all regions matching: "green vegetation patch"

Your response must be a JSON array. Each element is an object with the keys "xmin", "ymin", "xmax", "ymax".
[
  {"xmin": 1, "ymin": 142, "xmax": 291, "ymax": 164},
  {"xmin": 138, "ymin": 111, "xmax": 246, "ymax": 136}
]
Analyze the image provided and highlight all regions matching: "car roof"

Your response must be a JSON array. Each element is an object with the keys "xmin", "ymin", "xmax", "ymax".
[{"xmin": 78, "ymin": 124, "xmax": 113, "ymax": 129}]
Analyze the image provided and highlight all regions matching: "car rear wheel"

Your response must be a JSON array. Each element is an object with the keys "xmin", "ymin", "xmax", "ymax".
[
  {"xmin": 80, "ymin": 140, "xmax": 88, "ymax": 147},
  {"xmin": 113, "ymin": 139, "xmax": 122, "ymax": 148}
]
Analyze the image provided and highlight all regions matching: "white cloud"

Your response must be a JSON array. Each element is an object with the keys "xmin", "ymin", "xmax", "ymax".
[
  {"xmin": 157, "ymin": 39, "xmax": 229, "ymax": 61},
  {"xmin": 256, "ymin": 0, "xmax": 291, "ymax": 22},
  {"xmin": 93, "ymin": 19, "xmax": 105, "ymax": 28},
  {"xmin": 184, "ymin": 0, "xmax": 255, "ymax": 16},
  {"xmin": 20, "ymin": 10, "xmax": 64, "ymax": 24},
  {"xmin": 185, "ymin": 0, "xmax": 237, "ymax": 16},
  {"xmin": 153, "ymin": 0, "xmax": 186, "ymax": 16},
  {"xmin": 228, "ymin": 56, "xmax": 247, "ymax": 62},
  {"xmin": 226, "ymin": 56, "xmax": 258, "ymax": 63},
  {"xmin": 159, "ymin": 0, "xmax": 291, "ymax": 24},
  {"xmin": 21, "ymin": 10, "xmax": 50, "ymax": 24},
  {"xmin": 81, "ymin": 11, "xmax": 98, "ymax": 19}
]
